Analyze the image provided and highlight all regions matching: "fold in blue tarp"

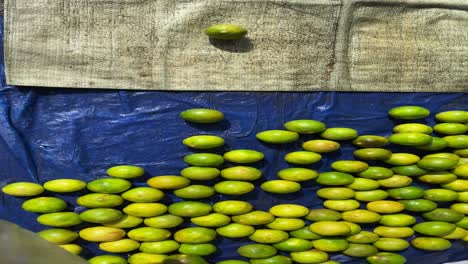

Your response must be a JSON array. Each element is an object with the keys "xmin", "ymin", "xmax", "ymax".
[{"xmin": 0, "ymin": 19, "xmax": 467, "ymax": 264}]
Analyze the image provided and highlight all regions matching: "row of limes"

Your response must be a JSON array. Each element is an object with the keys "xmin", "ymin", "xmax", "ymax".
[{"xmin": 1, "ymin": 106, "xmax": 468, "ymax": 264}]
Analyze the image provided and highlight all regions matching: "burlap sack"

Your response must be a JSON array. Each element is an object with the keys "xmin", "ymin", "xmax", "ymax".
[{"xmin": 4, "ymin": 0, "xmax": 468, "ymax": 92}]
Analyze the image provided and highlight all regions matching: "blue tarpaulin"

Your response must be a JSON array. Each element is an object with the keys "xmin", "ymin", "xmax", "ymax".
[{"xmin": 0, "ymin": 19, "xmax": 467, "ymax": 263}]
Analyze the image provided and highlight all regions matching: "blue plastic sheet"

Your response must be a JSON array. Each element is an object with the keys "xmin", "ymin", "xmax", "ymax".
[{"xmin": 1, "ymin": 20, "xmax": 468, "ymax": 264}]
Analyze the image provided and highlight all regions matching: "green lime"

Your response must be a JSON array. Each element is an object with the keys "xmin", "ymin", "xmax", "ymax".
[
  {"xmin": 274, "ymin": 238, "xmax": 313, "ymax": 252},
  {"xmin": 342, "ymin": 210, "xmax": 381, "ymax": 224},
  {"xmin": 320, "ymin": 127, "xmax": 358, "ymax": 141},
  {"xmin": 289, "ymin": 227, "xmax": 322, "ymax": 240},
  {"xmin": 389, "ymin": 133, "xmax": 432, "ymax": 146},
  {"xmin": 249, "ymin": 229, "xmax": 289, "ymax": 244},
  {"xmin": 147, "ymin": 176, "xmax": 190, "ymax": 189},
  {"xmin": 269, "ymin": 204, "xmax": 309, "ymax": 218},
  {"xmin": 373, "ymin": 238, "xmax": 409, "ymax": 251},
  {"xmin": 183, "ymin": 153, "xmax": 224, "ymax": 167},
  {"xmin": 205, "ymin": 24, "xmax": 247, "ymax": 40},
  {"xmin": 183, "ymin": 135, "xmax": 224, "ymax": 149},
  {"xmin": 422, "ymin": 208, "xmax": 463, "ymax": 222},
  {"xmin": 43, "ymin": 179, "xmax": 86, "ymax": 193},
  {"xmin": 379, "ymin": 214, "xmax": 416, "ymax": 227},
  {"xmin": 123, "ymin": 203, "xmax": 167, "ymax": 218},
  {"xmin": 358, "ymin": 166, "xmax": 393, "ymax": 180},
  {"xmin": 312, "ymin": 238, "xmax": 349, "ymax": 252},
  {"xmin": 284, "ymin": 119, "xmax": 326, "ymax": 134},
  {"xmin": 424, "ymin": 189, "xmax": 458, "ymax": 202},
  {"xmin": 367, "ymin": 200, "xmax": 405, "ymax": 214},
  {"xmin": 178, "ymin": 243, "xmax": 216, "ymax": 256},
  {"xmin": 346, "ymin": 178, "xmax": 379, "ymax": 191},
  {"xmin": 434, "ymin": 123, "xmax": 468, "ymax": 135},
  {"xmin": 418, "ymin": 171, "xmax": 457, "ymax": 184},
  {"xmin": 237, "ymin": 244, "xmax": 277, "ymax": 259},
  {"xmin": 2, "ymin": 182, "xmax": 44, "ymax": 197},
  {"xmin": 99, "ymin": 239, "xmax": 140, "ymax": 253},
  {"xmin": 256, "ymin": 130, "xmax": 299, "ymax": 144},
  {"xmin": 285, "ymin": 151, "xmax": 322, "ymax": 165},
  {"xmin": 323, "ymin": 199, "xmax": 360, "ymax": 211},
  {"xmin": 302, "ymin": 140, "xmax": 340, "ymax": 153},
  {"xmin": 79, "ymin": 227, "xmax": 126, "ymax": 242},
  {"xmin": 354, "ymin": 190, "xmax": 388, "ymax": 202},
  {"xmin": 261, "ymin": 180, "xmax": 301, "ymax": 194},
  {"xmin": 180, "ymin": 167, "xmax": 220, "ymax": 180},
  {"xmin": 174, "ymin": 185, "xmax": 215, "ymax": 199},
  {"xmin": 87, "ymin": 178, "xmax": 131, "ymax": 194},
  {"xmin": 352, "ymin": 135, "xmax": 389, "ymax": 148},
  {"xmin": 367, "ymin": 252, "xmax": 406, "ymax": 264},
  {"xmin": 399, "ymin": 199, "xmax": 437, "ymax": 212},
  {"xmin": 393, "ymin": 123, "xmax": 433, "ymax": 134},
  {"xmin": 384, "ymin": 153, "xmax": 420, "ymax": 165},
  {"xmin": 442, "ymin": 227, "xmax": 467, "ymax": 239},
  {"xmin": 416, "ymin": 137, "xmax": 448, "ymax": 151},
  {"xmin": 213, "ymin": 200, "xmax": 253, "ymax": 215},
  {"xmin": 89, "ymin": 255, "xmax": 128, "ymax": 264},
  {"xmin": 216, "ymin": 223, "xmax": 255, "ymax": 238},
  {"xmin": 168, "ymin": 201, "xmax": 211, "ymax": 217},
  {"xmin": 443, "ymin": 135, "xmax": 468, "ymax": 149},
  {"xmin": 309, "ymin": 221, "xmax": 350, "ymax": 236},
  {"xmin": 346, "ymin": 231, "xmax": 379, "ymax": 244},
  {"xmin": 353, "ymin": 148, "xmax": 392, "ymax": 161},
  {"xmin": 278, "ymin": 168, "xmax": 318, "ymax": 181},
  {"xmin": 128, "ymin": 227, "xmax": 171, "ymax": 242},
  {"xmin": 387, "ymin": 186, "xmax": 425, "ymax": 200},
  {"xmin": 388, "ymin": 105, "xmax": 430, "ymax": 120},
  {"xmin": 435, "ymin": 110, "xmax": 468, "ymax": 123},
  {"xmin": 342, "ymin": 244, "xmax": 378, "ymax": 257},
  {"xmin": 80, "ymin": 208, "xmax": 123, "ymax": 224},
  {"xmin": 139, "ymin": 240, "xmax": 180, "ymax": 254},
  {"xmin": 305, "ymin": 209, "xmax": 341, "ymax": 221},
  {"xmin": 413, "ymin": 221, "xmax": 456, "ymax": 236},
  {"xmin": 417, "ymin": 158, "xmax": 458, "ymax": 170},
  {"xmin": 331, "ymin": 160, "xmax": 369, "ymax": 173},
  {"xmin": 77, "ymin": 193, "xmax": 124, "ymax": 208},
  {"xmin": 37, "ymin": 212, "xmax": 81, "ymax": 227},
  {"xmin": 191, "ymin": 213, "xmax": 231, "ymax": 227},
  {"xmin": 249, "ymin": 255, "xmax": 292, "ymax": 264},
  {"xmin": 266, "ymin": 218, "xmax": 305, "ymax": 231},
  {"xmin": 453, "ymin": 164, "xmax": 468, "ymax": 178},
  {"xmin": 373, "ymin": 226, "xmax": 414, "ymax": 238},
  {"xmin": 377, "ymin": 175, "xmax": 412, "ymax": 188},
  {"xmin": 451, "ymin": 203, "xmax": 468, "ymax": 214},
  {"xmin": 441, "ymin": 179, "xmax": 468, "ymax": 191},
  {"xmin": 290, "ymin": 249, "xmax": 329, "ymax": 264},
  {"xmin": 179, "ymin": 108, "xmax": 224, "ymax": 123},
  {"xmin": 232, "ymin": 211, "xmax": 275, "ymax": 225},
  {"xmin": 214, "ymin": 180, "xmax": 254, "ymax": 195},
  {"xmin": 22, "ymin": 197, "xmax": 67, "ymax": 213},
  {"xmin": 59, "ymin": 244, "xmax": 82, "ymax": 255},
  {"xmin": 317, "ymin": 187, "xmax": 355, "ymax": 200},
  {"xmin": 391, "ymin": 165, "xmax": 427, "ymax": 176},
  {"xmin": 122, "ymin": 187, "xmax": 165, "ymax": 202},
  {"xmin": 411, "ymin": 237, "xmax": 451, "ymax": 251},
  {"xmin": 144, "ymin": 214, "xmax": 184, "ymax": 229},
  {"xmin": 174, "ymin": 227, "xmax": 217, "ymax": 244},
  {"xmin": 106, "ymin": 165, "xmax": 144, "ymax": 179},
  {"xmin": 38, "ymin": 229, "xmax": 78, "ymax": 244},
  {"xmin": 130, "ymin": 253, "xmax": 167, "ymax": 264},
  {"xmin": 104, "ymin": 214, "xmax": 143, "ymax": 228},
  {"xmin": 316, "ymin": 172, "xmax": 355, "ymax": 185},
  {"xmin": 223, "ymin": 149, "xmax": 264, "ymax": 164},
  {"xmin": 454, "ymin": 149, "xmax": 468, "ymax": 157},
  {"xmin": 221, "ymin": 166, "xmax": 262, "ymax": 181}
]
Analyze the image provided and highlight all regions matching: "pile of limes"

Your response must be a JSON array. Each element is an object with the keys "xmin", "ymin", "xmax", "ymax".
[{"xmin": 2, "ymin": 106, "xmax": 468, "ymax": 264}]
